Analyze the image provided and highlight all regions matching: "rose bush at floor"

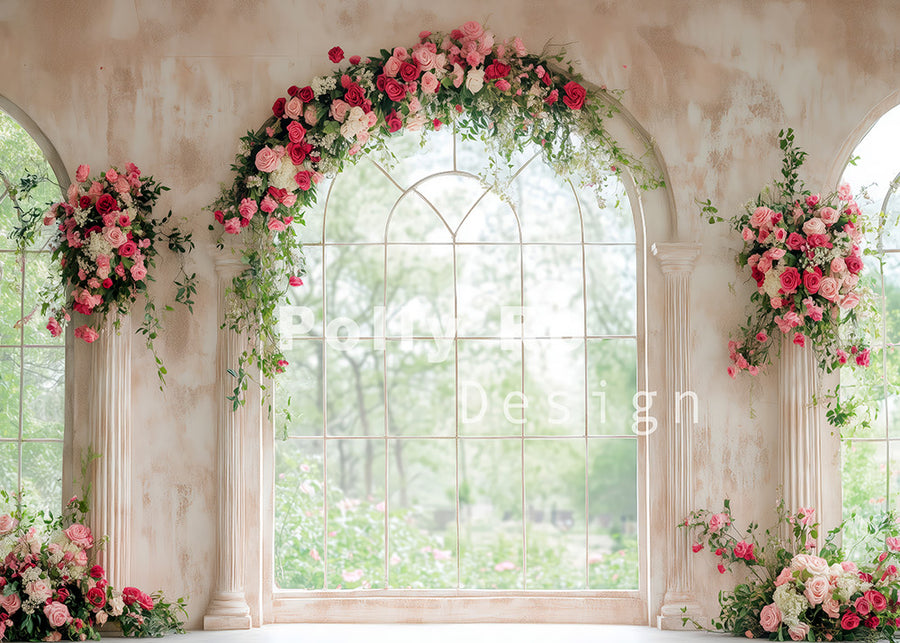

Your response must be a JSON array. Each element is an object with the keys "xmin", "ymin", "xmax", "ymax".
[
  {"xmin": 0, "ymin": 492, "xmax": 185, "ymax": 641},
  {"xmin": 684, "ymin": 499, "xmax": 900, "ymax": 641}
]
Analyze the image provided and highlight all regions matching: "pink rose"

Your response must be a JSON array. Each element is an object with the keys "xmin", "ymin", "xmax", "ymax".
[
  {"xmin": 74, "ymin": 326, "xmax": 100, "ymax": 343},
  {"xmin": 0, "ymin": 514, "xmax": 18, "ymax": 535},
  {"xmin": 383, "ymin": 55, "xmax": 402, "ymax": 77},
  {"xmin": 839, "ymin": 183, "xmax": 854, "ymax": 202},
  {"xmin": 841, "ymin": 611, "xmax": 860, "ymax": 630},
  {"xmin": 823, "ymin": 596, "xmax": 840, "ymax": 618},
  {"xmin": 819, "ymin": 206, "xmax": 839, "ymax": 225},
  {"xmin": 818, "ymin": 277, "xmax": 839, "ymax": 301},
  {"xmin": 294, "ymin": 171, "xmax": 314, "ymax": 191},
  {"xmin": 75, "ymin": 164, "xmax": 91, "ymax": 183},
  {"xmin": 284, "ymin": 96, "xmax": 303, "ymax": 120},
  {"xmin": 839, "ymin": 292, "xmax": 860, "ymax": 310},
  {"xmin": 267, "ymin": 218, "xmax": 287, "ymax": 232},
  {"xmin": 774, "ymin": 567, "xmax": 793, "ymax": 586},
  {"xmin": 412, "ymin": 47, "xmax": 435, "ymax": 70},
  {"xmin": 287, "ymin": 120, "xmax": 307, "ymax": 143},
  {"xmin": 224, "ymin": 218, "xmax": 241, "ymax": 235},
  {"xmin": 43, "ymin": 601, "xmax": 70, "ymax": 628},
  {"xmin": 0, "ymin": 592, "xmax": 20, "ymax": 614},
  {"xmin": 855, "ymin": 595, "xmax": 871, "ymax": 615},
  {"xmin": 802, "ymin": 217, "xmax": 826, "ymax": 235},
  {"xmin": 260, "ymin": 195, "xmax": 277, "ymax": 213},
  {"xmin": 806, "ymin": 194, "xmax": 820, "ymax": 208},
  {"xmin": 856, "ymin": 349, "xmax": 871, "ymax": 367},
  {"xmin": 887, "ymin": 536, "xmax": 900, "ymax": 551},
  {"xmin": 845, "ymin": 254, "xmax": 863, "ymax": 274},
  {"xmin": 118, "ymin": 240, "xmax": 137, "ymax": 257},
  {"xmin": 741, "ymin": 227, "xmax": 754, "ymax": 241},
  {"xmin": 734, "ymin": 540, "xmax": 755, "ymax": 560},
  {"xmin": 329, "ymin": 99, "xmax": 350, "ymax": 123},
  {"xmin": 803, "ymin": 268, "xmax": 822, "ymax": 294},
  {"xmin": 774, "ymin": 227, "xmax": 787, "ymax": 242},
  {"xmin": 803, "ymin": 575, "xmax": 829, "ymax": 605},
  {"xmin": 64, "ymin": 523, "xmax": 94, "ymax": 548},
  {"xmin": 785, "ymin": 232, "xmax": 805, "ymax": 250},
  {"xmin": 779, "ymin": 267, "xmax": 801, "ymax": 294},
  {"xmin": 691, "ymin": 542, "xmax": 703, "ymax": 553},
  {"xmin": 708, "ymin": 512, "xmax": 729, "ymax": 533},
  {"xmin": 238, "ymin": 198, "xmax": 258, "ymax": 219},
  {"xmin": 788, "ymin": 623, "xmax": 809, "ymax": 642},
  {"xmin": 865, "ymin": 590, "xmax": 887, "ymax": 612},
  {"xmin": 750, "ymin": 206, "xmax": 774, "ymax": 229},
  {"xmin": 459, "ymin": 20, "xmax": 484, "ymax": 40},
  {"xmin": 102, "ymin": 226, "xmax": 127, "ymax": 248},
  {"xmin": 254, "ymin": 146, "xmax": 280, "ymax": 173},
  {"xmin": 47, "ymin": 317, "xmax": 63, "ymax": 337},
  {"xmin": 130, "ymin": 263, "xmax": 147, "ymax": 281},
  {"xmin": 138, "ymin": 591, "xmax": 154, "ymax": 611},
  {"xmin": 756, "ymin": 332, "xmax": 768, "ymax": 343},
  {"xmin": 760, "ymin": 603, "xmax": 782, "ymax": 633},
  {"xmin": 793, "ymin": 333, "xmax": 805, "ymax": 347},
  {"xmin": 831, "ymin": 257, "xmax": 847, "ymax": 274},
  {"xmin": 289, "ymin": 276, "xmax": 304, "ymax": 287},
  {"xmin": 304, "ymin": 105, "xmax": 318, "ymax": 126}
]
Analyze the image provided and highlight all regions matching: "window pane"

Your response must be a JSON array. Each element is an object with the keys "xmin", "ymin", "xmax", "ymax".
[
  {"xmin": 277, "ymin": 340, "xmax": 324, "ymax": 438},
  {"xmin": 585, "ymin": 245, "xmax": 636, "ymax": 336},
  {"xmin": 386, "ymin": 340, "xmax": 454, "ymax": 437},
  {"xmin": 525, "ymin": 439, "xmax": 586, "ymax": 589},
  {"xmin": 456, "ymin": 244, "xmax": 521, "ymax": 338},
  {"xmin": 458, "ymin": 438, "xmax": 523, "ymax": 589},
  {"xmin": 297, "ymin": 177, "xmax": 331, "ymax": 244},
  {"xmin": 388, "ymin": 439, "xmax": 456, "ymax": 589},
  {"xmin": 379, "ymin": 129, "xmax": 454, "ymax": 189},
  {"xmin": 324, "ymin": 159, "xmax": 396, "ymax": 242},
  {"xmin": 581, "ymin": 179, "xmax": 635, "ymax": 244},
  {"xmin": 284, "ymin": 245, "xmax": 323, "ymax": 338},
  {"xmin": 513, "ymin": 158, "xmax": 582, "ymax": 243},
  {"xmin": 588, "ymin": 339, "xmax": 638, "ymax": 436},
  {"xmin": 884, "ymin": 253, "xmax": 900, "ymax": 345},
  {"xmin": 524, "ymin": 339, "xmax": 585, "ymax": 436},
  {"xmin": 0, "ymin": 252, "xmax": 22, "ymax": 345},
  {"xmin": 385, "ymin": 244, "xmax": 454, "ymax": 338},
  {"xmin": 326, "ymin": 438, "xmax": 385, "ymax": 589},
  {"xmin": 23, "ymin": 252, "xmax": 58, "ymax": 346},
  {"xmin": 386, "ymin": 192, "xmax": 452, "ymax": 243},
  {"xmin": 0, "ymin": 441, "xmax": 18, "ymax": 492},
  {"xmin": 325, "ymin": 343, "xmax": 384, "ymax": 437},
  {"xmin": 0, "ymin": 348, "xmax": 20, "ymax": 439},
  {"xmin": 457, "ymin": 340, "xmax": 522, "ymax": 437},
  {"xmin": 325, "ymin": 244, "xmax": 383, "ymax": 338},
  {"xmin": 21, "ymin": 440, "xmax": 61, "ymax": 516},
  {"xmin": 588, "ymin": 438, "xmax": 638, "ymax": 589},
  {"xmin": 414, "ymin": 174, "xmax": 486, "ymax": 234},
  {"xmin": 456, "ymin": 191, "xmax": 520, "ymax": 243},
  {"xmin": 523, "ymin": 245, "xmax": 584, "ymax": 337},
  {"xmin": 22, "ymin": 347, "xmax": 63, "ymax": 440},
  {"xmin": 842, "ymin": 440, "xmax": 887, "ymax": 526}
]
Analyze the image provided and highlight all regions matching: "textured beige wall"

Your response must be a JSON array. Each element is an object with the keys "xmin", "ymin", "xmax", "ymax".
[{"xmin": 1, "ymin": 0, "xmax": 898, "ymax": 628}]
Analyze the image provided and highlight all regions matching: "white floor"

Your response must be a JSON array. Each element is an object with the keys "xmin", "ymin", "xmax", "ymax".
[{"xmin": 170, "ymin": 624, "xmax": 720, "ymax": 642}]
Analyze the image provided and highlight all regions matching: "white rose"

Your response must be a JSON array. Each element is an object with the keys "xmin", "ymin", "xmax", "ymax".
[
  {"xmin": 465, "ymin": 68, "xmax": 485, "ymax": 94},
  {"xmin": 802, "ymin": 217, "xmax": 826, "ymax": 236}
]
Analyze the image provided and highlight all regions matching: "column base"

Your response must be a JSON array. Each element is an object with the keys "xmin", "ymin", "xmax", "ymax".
[
  {"xmin": 657, "ymin": 595, "xmax": 703, "ymax": 630},
  {"xmin": 203, "ymin": 592, "xmax": 252, "ymax": 630}
]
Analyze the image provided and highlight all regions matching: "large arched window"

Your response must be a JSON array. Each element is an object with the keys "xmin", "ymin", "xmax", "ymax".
[
  {"xmin": 0, "ymin": 105, "xmax": 65, "ymax": 514},
  {"xmin": 272, "ymin": 126, "xmax": 643, "ymax": 615},
  {"xmin": 840, "ymin": 104, "xmax": 900, "ymax": 527}
]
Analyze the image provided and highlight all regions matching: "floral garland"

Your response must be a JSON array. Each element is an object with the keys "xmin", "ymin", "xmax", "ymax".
[
  {"xmin": 0, "ymin": 491, "xmax": 186, "ymax": 641},
  {"xmin": 704, "ymin": 129, "xmax": 872, "ymax": 378},
  {"xmin": 683, "ymin": 500, "xmax": 900, "ymax": 641},
  {"xmin": 33, "ymin": 163, "xmax": 195, "ymax": 385},
  {"xmin": 210, "ymin": 20, "xmax": 662, "ymax": 406}
]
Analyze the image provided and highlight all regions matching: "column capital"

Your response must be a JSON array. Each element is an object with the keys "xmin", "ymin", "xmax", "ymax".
[{"xmin": 651, "ymin": 242, "xmax": 701, "ymax": 274}]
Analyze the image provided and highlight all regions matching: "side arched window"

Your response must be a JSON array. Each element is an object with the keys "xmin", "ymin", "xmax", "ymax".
[{"xmin": 0, "ymin": 106, "xmax": 65, "ymax": 513}]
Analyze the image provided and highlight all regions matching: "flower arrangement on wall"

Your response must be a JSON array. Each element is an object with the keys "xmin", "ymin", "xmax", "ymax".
[
  {"xmin": 683, "ymin": 500, "xmax": 900, "ymax": 641},
  {"xmin": 210, "ymin": 20, "xmax": 663, "ymax": 406},
  {"xmin": 24, "ymin": 163, "xmax": 196, "ymax": 385},
  {"xmin": 704, "ymin": 129, "xmax": 872, "ymax": 378},
  {"xmin": 0, "ymin": 492, "xmax": 185, "ymax": 641}
]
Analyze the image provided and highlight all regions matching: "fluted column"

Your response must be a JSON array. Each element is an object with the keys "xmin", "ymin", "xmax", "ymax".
[
  {"xmin": 652, "ymin": 242, "xmax": 702, "ymax": 629},
  {"xmin": 779, "ymin": 336, "xmax": 822, "ymax": 528},
  {"xmin": 88, "ymin": 314, "xmax": 132, "ymax": 590},
  {"xmin": 204, "ymin": 256, "xmax": 252, "ymax": 630}
]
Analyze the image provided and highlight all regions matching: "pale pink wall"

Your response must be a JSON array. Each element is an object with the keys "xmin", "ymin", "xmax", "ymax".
[{"xmin": 0, "ymin": 0, "xmax": 898, "ymax": 628}]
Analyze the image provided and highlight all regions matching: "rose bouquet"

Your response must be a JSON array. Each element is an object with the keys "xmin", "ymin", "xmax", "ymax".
[
  {"xmin": 704, "ymin": 129, "xmax": 872, "ymax": 377},
  {"xmin": 210, "ymin": 20, "xmax": 663, "ymax": 406},
  {"xmin": 683, "ymin": 499, "xmax": 900, "ymax": 641},
  {"xmin": 37, "ymin": 163, "xmax": 195, "ymax": 384},
  {"xmin": 0, "ymin": 491, "xmax": 186, "ymax": 641}
]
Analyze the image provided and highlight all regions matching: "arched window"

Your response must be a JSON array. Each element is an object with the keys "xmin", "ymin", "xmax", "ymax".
[
  {"xmin": 840, "ymin": 104, "xmax": 900, "ymax": 527},
  {"xmin": 0, "ymin": 105, "xmax": 65, "ymax": 514},
  {"xmin": 272, "ymin": 126, "xmax": 643, "ymax": 612}
]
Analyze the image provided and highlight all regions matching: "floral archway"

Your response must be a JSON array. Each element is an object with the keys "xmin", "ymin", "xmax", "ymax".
[{"xmin": 209, "ymin": 20, "xmax": 662, "ymax": 399}]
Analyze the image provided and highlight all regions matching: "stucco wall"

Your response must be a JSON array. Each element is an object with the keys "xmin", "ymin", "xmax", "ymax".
[{"xmin": 1, "ymin": 0, "xmax": 898, "ymax": 629}]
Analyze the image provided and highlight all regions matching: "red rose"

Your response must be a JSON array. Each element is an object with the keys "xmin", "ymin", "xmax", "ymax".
[
  {"xmin": 344, "ymin": 83, "xmax": 366, "ymax": 107},
  {"xmin": 349, "ymin": 55, "xmax": 361, "ymax": 65},
  {"xmin": 562, "ymin": 81, "xmax": 586, "ymax": 109},
  {"xmin": 86, "ymin": 586, "xmax": 106, "ymax": 609},
  {"xmin": 287, "ymin": 85, "xmax": 300, "ymax": 97},
  {"xmin": 294, "ymin": 171, "xmax": 313, "ymax": 191},
  {"xmin": 864, "ymin": 616, "xmax": 880, "ymax": 629},
  {"xmin": 102, "ymin": 278, "xmax": 113, "ymax": 289},
  {"xmin": 298, "ymin": 86, "xmax": 314, "ymax": 103},
  {"xmin": 118, "ymin": 240, "xmax": 137, "ymax": 257},
  {"xmin": 383, "ymin": 77, "xmax": 407, "ymax": 102},
  {"xmin": 214, "ymin": 210, "xmax": 225, "ymax": 224},
  {"xmin": 328, "ymin": 46, "xmax": 344, "ymax": 63},
  {"xmin": 785, "ymin": 232, "xmax": 805, "ymax": 250},
  {"xmin": 122, "ymin": 586, "xmax": 142, "ymax": 606},
  {"xmin": 856, "ymin": 349, "xmax": 871, "ymax": 367},
  {"xmin": 806, "ymin": 233, "xmax": 830, "ymax": 248},
  {"xmin": 803, "ymin": 267, "xmax": 822, "ymax": 294},
  {"xmin": 90, "ymin": 564, "xmax": 105, "ymax": 579},
  {"xmin": 485, "ymin": 61, "xmax": 511, "ymax": 80},
  {"xmin": 544, "ymin": 89, "xmax": 559, "ymax": 105},
  {"xmin": 399, "ymin": 61, "xmax": 419, "ymax": 82},
  {"xmin": 384, "ymin": 110, "xmax": 403, "ymax": 133},
  {"xmin": 267, "ymin": 186, "xmax": 288, "ymax": 203},
  {"xmin": 288, "ymin": 141, "xmax": 311, "ymax": 165},
  {"xmin": 57, "ymin": 587, "xmax": 70, "ymax": 602},
  {"xmin": 272, "ymin": 97, "xmax": 286, "ymax": 118},
  {"xmin": 95, "ymin": 193, "xmax": 119, "ymax": 215},
  {"xmin": 779, "ymin": 266, "xmax": 801, "ymax": 294},
  {"xmin": 79, "ymin": 195, "xmax": 92, "ymax": 210},
  {"xmin": 138, "ymin": 591, "xmax": 154, "ymax": 612},
  {"xmin": 845, "ymin": 254, "xmax": 863, "ymax": 274},
  {"xmin": 841, "ymin": 611, "xmax": 860, "ymax": 630},
  {"xmin": 751, "ymin": 266, "xmax": 765, "ymax": 287}
]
